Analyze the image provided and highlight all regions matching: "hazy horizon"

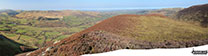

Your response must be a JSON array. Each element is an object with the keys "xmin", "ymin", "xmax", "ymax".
[
  {"xmin": 0, "ymin": 0, "xmax": 208, "ymax": 10},
  {"xmin": 0, "ymin": 7, "xmax": 184, "ymax": 11}
]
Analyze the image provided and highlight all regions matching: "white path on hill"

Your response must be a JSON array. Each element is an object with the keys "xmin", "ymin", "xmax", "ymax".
[{"xmin": 82, "ymin": 45, "xmax": 208, "ymax": 56}]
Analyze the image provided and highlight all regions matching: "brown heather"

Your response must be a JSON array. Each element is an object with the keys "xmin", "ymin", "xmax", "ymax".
[{"xmin": 19, "ymin": 14, "xmax": 208, "ymax": 56}]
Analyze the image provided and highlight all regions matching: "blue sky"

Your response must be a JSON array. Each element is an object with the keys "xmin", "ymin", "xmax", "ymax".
[{"xmin": 0, "ymin": 0, "xmax": 208, "ymax": 10}]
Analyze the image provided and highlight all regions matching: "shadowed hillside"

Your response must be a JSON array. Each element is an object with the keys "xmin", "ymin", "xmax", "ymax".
[
  {"xmin": 0, "ymin": 9, "xmax": 21, "ymax": 16},
  {"xmin": 21, "ymin": 14, "xmax": 208, "ymax": 56},
  {"xmin": 0, "ymin": 34, "xmax": 35, "ymax": 56},
  {"xmin": 176, "ymin": 4, "xmax": 208, "ymax": 27}
]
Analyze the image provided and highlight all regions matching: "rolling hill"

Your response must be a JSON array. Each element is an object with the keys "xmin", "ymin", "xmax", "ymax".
[
  {"xmin": 147, "ymin": 8, "xmax": 183, "ymax": 17},
  {"xmin": 0, "ymin": 34, "xmax": 35, "ymax": 56},
  {"xmin": 22, "ymin": 14, "xmax": 208, "ymax": 56},
  {"xmin": 15, "ymin": 10, "xmax": 101, "ymax": 19},
  {"xmin": 176, "ymin": 4, "xmax": 208, "ymax": 27},
  {"xmin": 0, "ymin": 9, "xmax": 21, "ymax": 16},
  {"xmin": 0, "ymin": 9, "xmax": 109, "ymax": 48},
  {"xmin": 95, "ymin": 8, "xmax": 183, "ymax": 17}
]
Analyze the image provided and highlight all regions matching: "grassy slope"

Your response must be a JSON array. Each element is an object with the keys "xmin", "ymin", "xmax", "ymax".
[
  {"xmin": 127, "ymin": 16, "xmax": 208, "ymax": 42},
  {"xmin": 0, "ymin": 11, "xmax": 107, "ymax": 48},
  {"xmin": 0, "ymin": 35, "xmax": 22, "ymax": 56},
  {"xmin": 176, "ymin": 4, "xmax": 208, "ymax": 27},
  {"xmin": 73, "ymin": 14, "xmax": 208, "ymax": 42}
]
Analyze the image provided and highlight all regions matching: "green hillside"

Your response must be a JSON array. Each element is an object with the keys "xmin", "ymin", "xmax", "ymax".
[
  {"xmin": 0, "ymin": 10, "xmax": 109, "ymax": 48},
  {"xmin": 0, "ymin": 34, "xmax": 23, "ymax": 56}
]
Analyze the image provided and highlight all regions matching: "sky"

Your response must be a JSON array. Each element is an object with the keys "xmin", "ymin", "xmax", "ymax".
[{"xmin": 0, "ymin": 0, "xmax": 208, "ymax": 10}]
